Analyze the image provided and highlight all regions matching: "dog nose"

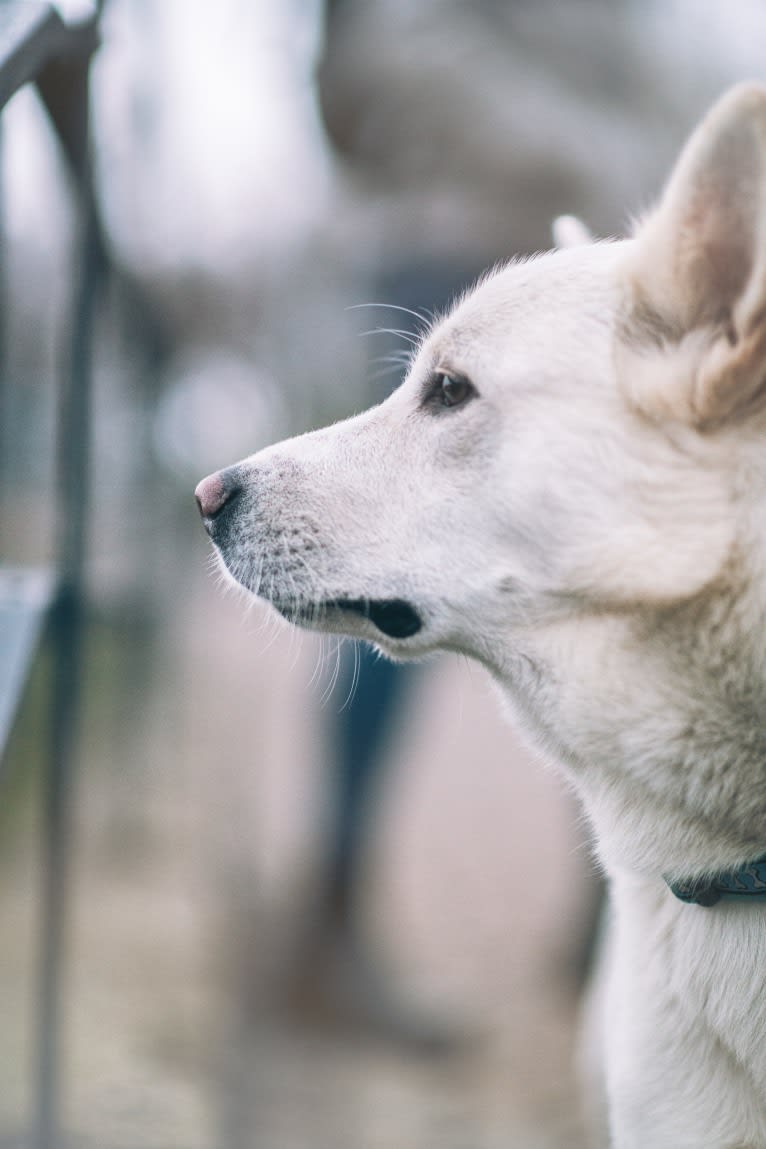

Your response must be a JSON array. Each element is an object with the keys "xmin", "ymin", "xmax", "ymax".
[{"xmin": 195, "ymin": 469, "xmax": 239, "ymax": 519}]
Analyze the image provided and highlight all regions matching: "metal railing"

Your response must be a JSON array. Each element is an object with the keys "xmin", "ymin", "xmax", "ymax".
[{"xmin": 0, "ymin": 4, "xmax": 102, "ymax": 1146}]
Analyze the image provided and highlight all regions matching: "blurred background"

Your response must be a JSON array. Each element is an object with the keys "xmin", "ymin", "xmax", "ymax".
[{"xmin": 1, "ymin": 2, "xmax": 765, "ymax": 1147}]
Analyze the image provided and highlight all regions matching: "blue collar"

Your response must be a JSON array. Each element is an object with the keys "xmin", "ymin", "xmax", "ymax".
[{"xmin": 666, "ymin": 855, "xmax": 766, "ymax": 907}]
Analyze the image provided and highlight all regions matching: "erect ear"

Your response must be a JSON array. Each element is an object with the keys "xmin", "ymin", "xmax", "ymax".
[
  {"xmin": 551, "ymin": 214, "xmax": 594, "ymax": 249},
  {"xmin": 620, "ymin": 83, "xmax": 766, "ymax": 428}
]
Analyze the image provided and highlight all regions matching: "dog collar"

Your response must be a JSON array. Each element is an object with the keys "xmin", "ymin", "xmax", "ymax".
[{"xmin": 666, "ymin": 855, "xmax": 766, "ymax": 907}]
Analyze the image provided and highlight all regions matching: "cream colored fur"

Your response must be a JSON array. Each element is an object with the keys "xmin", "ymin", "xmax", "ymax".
[{"xmin": 200, "ymin": 85, "xmax": 766, "ymax": 1148}]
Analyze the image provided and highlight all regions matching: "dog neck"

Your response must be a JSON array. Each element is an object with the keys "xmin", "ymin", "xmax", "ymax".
[{"xmin": 493, "ymin": 582, "xmax": 766, "ymax": 886}]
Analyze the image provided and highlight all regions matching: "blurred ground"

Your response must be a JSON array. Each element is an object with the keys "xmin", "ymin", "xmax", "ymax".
[{"xmin": 0, "ymin": 508, "xmax": 593, "ymax": 1149}]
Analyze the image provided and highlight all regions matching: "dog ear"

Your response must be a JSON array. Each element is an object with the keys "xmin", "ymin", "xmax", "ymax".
[
  {"xmin": 623, "ymin": 83, "xmax": 766, "ymax": 427},
  {"xmin": 552, "ymin": 215, "xmax": 593, "ymax": 248}
]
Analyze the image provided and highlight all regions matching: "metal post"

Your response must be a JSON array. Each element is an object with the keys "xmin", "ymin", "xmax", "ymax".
[
  {"xmin": 33, "ymin": 47, "xmax": 99, "ymax": 1149},
  {"xmin": 0, "ymin": 119, "xmax": 6, "ymax": 546}
]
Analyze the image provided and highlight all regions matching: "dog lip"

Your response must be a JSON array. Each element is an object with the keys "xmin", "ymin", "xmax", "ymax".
[
  {"xmin": 278, "ymin": 597, "xmax": 423, "ymax": 639},
  {"xmin": 330, "ymin": 598, "xmax": 423, "ymax": 639}
]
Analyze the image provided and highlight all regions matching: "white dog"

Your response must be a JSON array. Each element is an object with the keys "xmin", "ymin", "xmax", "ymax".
[{"xmin": 197, "ymin": 85, "xmax": 766, "ymax": 1148}]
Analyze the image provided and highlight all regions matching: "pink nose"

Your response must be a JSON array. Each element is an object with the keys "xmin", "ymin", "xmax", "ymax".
[{"xmin": 195, "ymin": 472, "xmax": 229, "ymax": 518}]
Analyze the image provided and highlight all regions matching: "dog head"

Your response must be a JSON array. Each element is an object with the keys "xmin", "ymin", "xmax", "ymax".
[
  {"xmin": 197, "ymin": 85, "xmax": 766, "ymax": 865},
  {"xmin": 199, "ymin": 85, "xmax": 766, "ymax": 654}
]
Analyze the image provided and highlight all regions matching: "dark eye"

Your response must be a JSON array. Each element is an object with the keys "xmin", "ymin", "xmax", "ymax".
[{"xmin": 425, "ymin": 372, "xmax": 476, "ymax": 410}]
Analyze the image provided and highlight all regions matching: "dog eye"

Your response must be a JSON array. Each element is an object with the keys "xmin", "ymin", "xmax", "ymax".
[{"xmin": 425, "ymin": 372, "xmax": 476, "ymax": 410}]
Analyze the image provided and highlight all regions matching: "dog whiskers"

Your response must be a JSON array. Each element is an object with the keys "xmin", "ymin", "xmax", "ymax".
[
  {"xmin": 358, "ymin": 326, "xmax": 421, "ymax": 347},
  {"xmin": 347, "ymin": 300, "xmax": 434, "ymax": 329},
  {"xmin": 320, "ymin": 636, "xmax": 344, "ymax": 708},
  {"xmin": 338, "ymin": 639, "xmax": 361, "ymax": 712}
]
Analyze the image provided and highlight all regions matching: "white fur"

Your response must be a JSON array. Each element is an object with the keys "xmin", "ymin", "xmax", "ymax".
[{"xmin": 202, "ymin": 85, "xmax": 766, "ymax": 1147}]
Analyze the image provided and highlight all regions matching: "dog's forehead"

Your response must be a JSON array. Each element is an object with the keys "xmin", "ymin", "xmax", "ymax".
[{"xmin": 425, "ymin": 241, "xmax": 625, "ymax": 366}]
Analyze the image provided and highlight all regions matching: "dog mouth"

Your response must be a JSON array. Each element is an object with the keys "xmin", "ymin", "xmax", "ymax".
[{"xmin": 277, "ymin": 597, "xmax": 423, "ymax": 640}]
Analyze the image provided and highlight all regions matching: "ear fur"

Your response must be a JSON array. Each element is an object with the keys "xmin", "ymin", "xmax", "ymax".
[{"xmin": 621, "ymin": 83, "xmax": 766, "ymax": 428}]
